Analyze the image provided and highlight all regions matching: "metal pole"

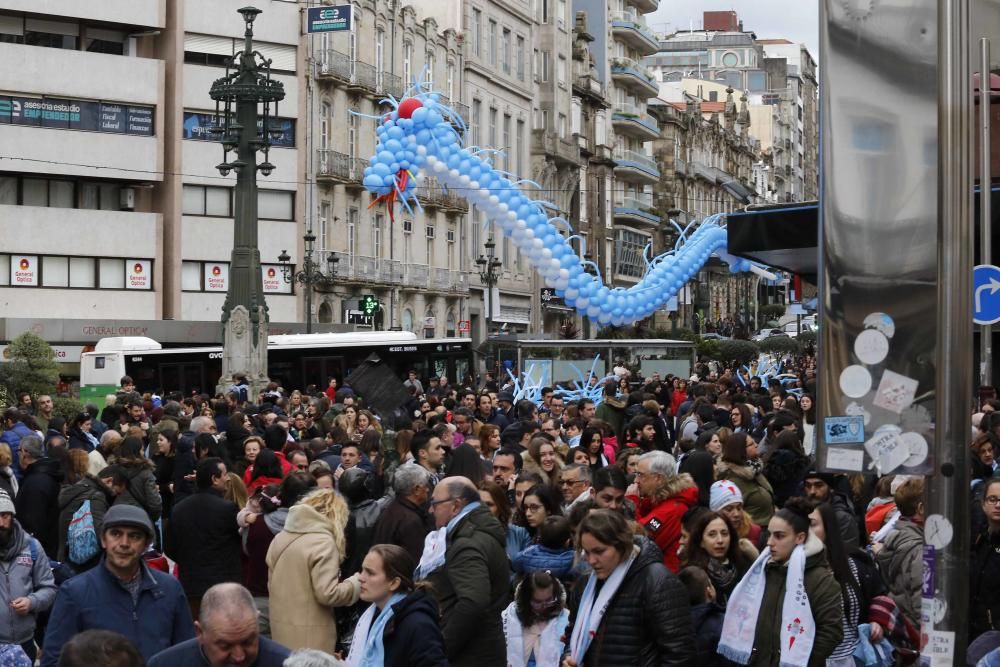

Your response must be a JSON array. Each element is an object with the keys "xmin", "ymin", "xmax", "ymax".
[
  {"xmin": 982, "ymin": 38, "xmax": 993, "ymax": 389},
  {"xmin": 305, "ymin": 271, "xmax": 313, "ymax": 334},
  {"xmin": 931, "ymin": 0, "xmax": 972, "ymax": 662}
]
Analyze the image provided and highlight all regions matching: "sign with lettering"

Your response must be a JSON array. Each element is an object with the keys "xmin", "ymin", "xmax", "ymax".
[
  {"xmin": 0, "ymin": 96, "xmax": 154, "ymax": 136},
  {"xmin": 204, "ymin": 263, "xmax": 229, "ymax": 292},
  {"xmin": 126, "ymin": 260, "xmax": 151, "ymax": 290},
  {"xmin": 10, "ymin": 256, "xmax": 37, "ymax": 286},
  {"xmin": 183, "ymin": 112, "xmax": 295, "ymax": 148},
  {"xmin": 307, "ymin": 5, "xmax": 353, "ymax": 33},
  {"xmin": 262, "ymin": 264, "xmax": 291, "ymax": 294}
]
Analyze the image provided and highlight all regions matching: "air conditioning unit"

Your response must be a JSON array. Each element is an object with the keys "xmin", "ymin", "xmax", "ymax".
[{"xmin": 119, "ymin": 187, "xmax": 136, "ymax": 211}]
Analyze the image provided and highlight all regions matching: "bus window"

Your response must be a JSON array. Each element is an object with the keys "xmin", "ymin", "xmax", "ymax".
[
  {"xmin": 454, "ymin": 357, "xmax": 470, "ymax": 387},
  {"xmin": 433, "ymin": 358, "xmax": 448, "ymax": 380}
]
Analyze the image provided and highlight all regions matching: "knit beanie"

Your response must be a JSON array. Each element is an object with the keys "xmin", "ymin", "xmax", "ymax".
[{"xmin": 709, "ymin": 480, "xmax": 743, "ymax": 511}]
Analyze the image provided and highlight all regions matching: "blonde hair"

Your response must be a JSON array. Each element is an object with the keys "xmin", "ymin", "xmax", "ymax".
[
  {"xmin": 224, "ymin": 472, "xmax": 249, "ymax": 509},
  {"xmin": 0, "ymin": 443, "xmax": 12, "ymax": 467},
  {"xmin": 299, "ymin": 488, "xmax": 350, "ymax": 557}
]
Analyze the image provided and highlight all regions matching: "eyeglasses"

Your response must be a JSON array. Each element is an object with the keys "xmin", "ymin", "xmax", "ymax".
[
  {"xmin": 985, "ymin": 496, "xmax": 1000, "ymax": 506},
  {"xmin": 296, "ymin": 464, "xmax": 308, "ymax": 470},
  {"xmin": 429, "ymin": 497, "xmax": 458, "ymax": 508},
  {"xmin": 635, "ymin": 470, "xmax": 660, "ymax": 479},
  {"xmin": 523, "ymin": 503, "xmax": 544, "ymax": 512},
  {"xmin": 559, "ymin": 478, "xmax": 584, "ymax": 486}
]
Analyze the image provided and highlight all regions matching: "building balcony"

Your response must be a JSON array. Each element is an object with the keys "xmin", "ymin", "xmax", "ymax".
[
  {"xmin": 629, "ymin": 0, "xmax": 659, "ymax": 13},
  {"xmin": 610, "ymin": 58, "xmax": 660, "ymax": 97},
  {"xmin": 436, "ymin": 95, "xmax": 471, "ymax": 128},
  {"xmin": 611, "ymin": 104, "xmax": 660, "ymax": 140},
  {"xmin": 613, "ymin": 195, "xmax": 660, "ymax": 228},
  {"xmin": 403, "ymin": 264, "xmax": 430, "ymax": 289},
  {"xmin": 613, "ymin": 149, "xmax": 660, "ymax": 184},
  {"xmin": 316, "ymin": 150, "xmax": 367, "ymax": 188},
  {"xmin": 611, "ymin": 12, "xmax": 659, "ymax": 55},
  {"xmin": 531, "ymin": 129, "xmax": 580, "ymax": 166},
  {"xmin": 315, "ymin": 50, "xmax": 397, "ymax": 99}
]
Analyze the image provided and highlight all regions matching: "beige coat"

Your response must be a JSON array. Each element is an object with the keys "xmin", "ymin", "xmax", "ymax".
[{"xmin": 265, "ymin": 503, "xmax": 360, "ymax": 654}]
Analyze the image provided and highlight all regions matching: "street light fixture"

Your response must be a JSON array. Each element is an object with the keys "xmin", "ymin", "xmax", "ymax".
[
  {"xmin": 278, "ymin": 228, "xmax": 339, "ymax": 334},
  {"xmin": 476, "ymin": 236, "xmax": 503, "ymax": 336}
]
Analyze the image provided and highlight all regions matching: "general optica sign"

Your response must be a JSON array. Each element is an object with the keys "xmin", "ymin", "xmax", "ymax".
[{"xmin": 307, "ymin": 5, "xmax": 352, "ymax": 33}]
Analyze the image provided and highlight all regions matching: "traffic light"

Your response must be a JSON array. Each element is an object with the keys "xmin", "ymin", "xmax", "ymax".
[{"xmin": 360, "ymin": 295, "xmax": 379, "ymax": 315}]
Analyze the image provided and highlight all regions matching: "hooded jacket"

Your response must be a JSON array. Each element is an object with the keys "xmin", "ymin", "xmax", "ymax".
[
  {"xmin": 715, "ymin": 460, "xmax": 775, "ymax": 527},
  {"xmin": 383, "ymin": 589, "xmax": 450, "ymax": 667},
  {"xmin": 874, "ymin": 517, "xmax": 924, "ymax": 626},
  {"xmin": 0, "ymin": 520, "xmax": 56, "ymax": 644},
  {"xmin": 15, "ymin": 457, "xmax": 64, "ymax": 559},
  {"xmin": 690, "ymin": 601, "xmax": 729, "ymax": 667},
  {"xmin": 566, "ymin": 538, "xmax": 695, "ymax": 667},
  {"xmin": 511, "ymin": 544, "xmax": 576, "ymax": 579},
  {"xmin": 265, "ymin": 503, "xmax": 360, "ymax": 654},
  {"xmin": 113, "ymin": 459, "xmax": 163, "ymax": 522},
  {"xmin": 56, "ymin": 475, "xmax": 115, "ymax": 567},
  {"xmin": 425, "ymin": 504, "xmax": 510, "ymax": 667},
  {"xmin": 746, "ymin": 532, "xmax": 844, "ymax": 667},
  {"xmin": 627, "ymin": 472, "xmax": 700, "ymax": 572}
]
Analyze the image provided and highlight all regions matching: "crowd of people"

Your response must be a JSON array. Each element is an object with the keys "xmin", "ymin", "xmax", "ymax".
[{"xmin": 0, "ymin": 357, "xmax": 996, "ymax": 665}]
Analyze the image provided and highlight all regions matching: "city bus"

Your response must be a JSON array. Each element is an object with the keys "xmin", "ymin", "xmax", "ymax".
[{"xmin": 79, "ymin": 332, "xmax": 473, "ymax": 402}]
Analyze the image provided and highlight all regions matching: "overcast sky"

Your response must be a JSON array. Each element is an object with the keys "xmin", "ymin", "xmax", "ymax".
[{"xmin": 647, "ymin": 2, "xmax": 820, "ymax": 61}]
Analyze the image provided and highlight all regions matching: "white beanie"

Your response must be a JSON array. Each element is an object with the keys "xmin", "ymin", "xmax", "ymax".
[
  {"xmin": 0, "ymin": 490, "xmax": 15, "ymax": 515},
  {"xmin": 709, "ymin": 480, "xmax": 743, "ymax": 512}
]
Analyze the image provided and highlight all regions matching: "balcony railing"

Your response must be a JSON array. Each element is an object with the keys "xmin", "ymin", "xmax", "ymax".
[
  {"xmin": 610, "ymin": 11, "xmax": 659, "ymax": 53},
  {"xmin": 614, "ymin": 149, "xmax": 659, "ymax": 173},
  {"xmin": 531, "ymin": 129, "xmax": 580, "ymax": 165},
  {"xmin": 404, "ymin": 264, "xmax": 430, "ymax": 289},
  {"xmin": 436, "ymin": 95, "xmax": 471, "ymax": 126},
  {"xmin": 611, "ymin": 104, "xmax": 660, "ymax": 136},
  {"xmin": 431, "ymin": 267, "xmax": 451, "ymax": 291},
  {"xmin": 317, "ymin": 150, "xmax": 368, "ymax": 185},
  {"xmin": 610, "ymin": 57, "xmax": 659, "ymax": 93},
  {"xmin": 316, "ymin": 50, "xmax": 396, "ymax": 99}
]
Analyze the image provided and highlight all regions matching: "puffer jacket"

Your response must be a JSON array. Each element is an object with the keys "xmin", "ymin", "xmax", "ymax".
[
  {"xmin": 566, "ymin": 537, "xmax": 695, "ymax": 667},
  {"xmin": 56, "ymin": 475, "xmax": 115, "ymax": 567},
  {"xmin": 15, "ymin": 457, "xmax": 64, "ymax": 559},
  {"xmin": 113, "ymin": 460, "xmax": 163, "ymax": 522},
  {"xmin": 971, "ymin": 527, "xmax": 1000, "ymax": 640},
  {"xmin": 511, "ymin": 544, "xmax": 576, "ymax": 578},
  {"xmin": 627, "ymin": 473, "xmax": 700, "ymax": 572},
  {"xmin": 715, "ymin": 461, "xmax": 775, "ymax": 527},
  {"xmin": 0, "ymin": 520, "xmax": 56, "ymax": 644},
  {"xmin": 383, "ymin": 589, "xmax": 449, "ymax": 667},
  {"xmin": 874, "ymin": 518, "xmax": 923, "ymax": 626},
  {"xmin": 425, "ymin": 504, "xmax": 510, "ymax": 667},
  {"xmin": 746, "ymin": 532, "xmax": 844, "ymax": 667}
]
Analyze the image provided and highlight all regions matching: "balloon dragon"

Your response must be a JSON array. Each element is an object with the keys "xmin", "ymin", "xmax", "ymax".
[{"xmin": 363, "ymin": 85, "xmax": 774, "ymax": 327}]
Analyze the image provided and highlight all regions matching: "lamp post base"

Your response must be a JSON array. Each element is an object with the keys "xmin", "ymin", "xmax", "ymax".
[{"xmin": 217, "ymin": 304, "xmax": 270, "ymax": 399}]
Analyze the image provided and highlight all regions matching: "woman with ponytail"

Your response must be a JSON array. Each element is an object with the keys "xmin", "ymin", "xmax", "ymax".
[{"xmin": 718, "ymin": 497, "xmax": 843, "ymax": 666}]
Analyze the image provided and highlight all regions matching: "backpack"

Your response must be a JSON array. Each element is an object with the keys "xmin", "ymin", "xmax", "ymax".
[{"xmin": 67, "ymin": 499, "xmax": 99, "ymax": 565}]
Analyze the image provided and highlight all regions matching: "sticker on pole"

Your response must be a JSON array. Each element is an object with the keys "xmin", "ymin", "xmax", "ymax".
[{"xmin": 974, "ymin": 264, "xmax": 1000, "ymax": 325}]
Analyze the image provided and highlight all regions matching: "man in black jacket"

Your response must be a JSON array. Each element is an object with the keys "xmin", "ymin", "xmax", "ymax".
[
  {"xmin": 165, "ymin": 457, "xmax": 240, "ymax": 620},
  {"xmin": 15, "ymin": 437, "xmax": 63, "ymax": 559},
  {"xmin": 803, "ymin": 470, "xmax": 861, "ymax": 550},
  {"xmin": 371, "ymin": 464, "xmax": 431, "ymax": 564}
]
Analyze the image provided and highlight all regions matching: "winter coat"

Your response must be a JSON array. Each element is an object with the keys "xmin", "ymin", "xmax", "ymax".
[
  {"xmin": 147, "ymin": 636, "xmax": 289, "ymax": 667},
  {"xmin": 627, "ymin": 473, "xmax": 700, "ymax": 572},
  {"xmin": 865, "ymin": 499, "xmax": 896, "ymax": 536},
  {"xmin": 244, "ymin": 508, "xmax": 287, "ymax": 597},
  {"xmin": 113, "ymin": 460, "xmax": 163, "ymax": 523},
  {"xmin": 566, "ymin": 537, "xmax": 695, "ymax": 667},
  {"xmin": 425, "ymin": 504, "xmax": 510, "ymax": 667},
  {"xmin": 511, "ymin": 544, "xmax": 576, "ymax": 578},
  {"xmin": 971, "ymin": 527, "xmax": 1000, "ymax": 640},
  {"xmin": 372, "ymin": 496, "xmax": 433, "ymax": 565},
  {"xmin": 56, "ymin": 475, "xmax": 115, "ymax": 568},
  {"xmin": 746, "ymin": 532, "xmax": 843, "ymax": 667},
  {"xmin": 343, "ymin": 497, "xmax": 388, "ymax": 576},
  {"xmin": 874, "ymin": 518, "xmax": 923, "ymax": 627},
  {"xmin": 0, "ymin": 466, "xmax": 17, "ymax": 501},
  {"xmin": 1, "ymin": 422, "xmax": 34, "ymax": 479},
  {"xmin": 14, "ymin": 457, "xmax": 64, "ymax": 559},
  {"xmin": 828, "ymin": 490, "xmax": 862, "ymax": 551},
  {"xmin": 0, "ymin": 521, "xmax": 56, "ymax": 644},
  {"xmin": 507, "ymin": 524, "xmax": 532, "ymax": 564},
  {"xmin": 40, "ymin": 560, "xmax": 194, "ymax": 666},
  {"xmin": 151, "ymin": 453, "xmax": 175, "ymax": 520},
  {"xmin": 596, "ymin": 397, "xmax": 627, "ymax": 442},
  {"xmin": 690, "ymin": 602, "xmax": 730, "ymax": 667},
  {"xmin": 165, "ymin": 489, "xmax": 241, "ymax": 601},
  {"xmin": 67, "ymin": 428, "xmax": 97, "ymax": 453},
  {"xmin": 715, "ymin": 461, "xmax": 775, "ymax": 527},
  {"xmin": 171, "ymin": 431, "xmax": 197, "ymax": 505},
  {"xmin": 762, "ymin": 447, "xmax": 809, "ymax": 507},
  {"xmin": 382, "ymin": 589, "xmax": 450, "ymax": 667},
  {"xmin": 265, "ymin": 503, "xmax": 360, "ymax": 654}
]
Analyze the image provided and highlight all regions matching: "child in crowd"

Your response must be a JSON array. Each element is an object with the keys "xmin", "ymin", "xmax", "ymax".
[
  {"xmin": 501, "ymin": 570, "xmax": 569, "ymax": 667},
  {"xmin": 512, "ymin": 516, "xmax": 576, "ymax": 580},
  {"xmin": 678, "ymin": 566, "xmax": 729, "ymax": 666}
]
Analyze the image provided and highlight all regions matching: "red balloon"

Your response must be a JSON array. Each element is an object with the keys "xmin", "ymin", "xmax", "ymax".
[{"xmin": 397, "ymin": 97, "xmax": 423, "ymax": 119}]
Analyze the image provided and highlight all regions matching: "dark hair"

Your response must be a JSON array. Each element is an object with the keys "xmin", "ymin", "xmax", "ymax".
[
  {"xmin": 812, "ymin": 500, "xmax": 862, "ymax": 620},
  {"xmin": 768, "ymin": 410, "xmax": 799, "ymax": 437},
  {"xmin": 576, "ymin": 508, "xmax": 634, "ymax": 556},
  {"xmin": 522, "ymin": 483, "xmax": 563, "ymax": 522},
  {"xmin": 677, "ymin": 566, "xmax": 713, "ymax": 606},
  {"xmin": 684, "ymin": 511, "xmax": 751, "ymax": 572},
  {"xmin": 444, "ymin": 443, "xmax": 484, "ymax": 485},
  {"xmin": 269, "ymin": 471, "xmax": 317, "ymax": 511},
  {"xmin": 494, "ymin": 448, "xmax": 523, "ymax": 473},
  {"xmin": 410, "ymin": 429, "xmax": 434, "ymax": 461},
  {"xmin": 514, "ymin": 570, "xmax": 564, "ymax": 626},
  {"xmin": 478, "ymin": 479, "xmax": 512, "ymax": 525},
  {"xmin": 116, "ymin": 437, "xmax": 146, "ymax": 464},
  {"xmin": 538, "ymin": 515, "xmax": 571, "ymax": 550},
  {"xmin": 774, "ymin": 496, "xmax": 812, "ymax": 535},
  {"xmin": 367, "ymin": 544, "xmax": 422, "ymax": 595},
  {"xmin": 250, "ymin": 448, "xmax": 283, "ymax": 482},
  {"xmin": 580, "ymin": 426, "xmax": 603, "ymax": 454},
  {"xmin": 721, "ymin": 431, "xmax": 751, "ymax": 465},
  {"xmin": 730, "ymin": 403, "xmax": 753, "ymax": 428},
  {"xmin": 58, "ymin": 629, "xmax": 144, "ymax": 667},
  {"xmin": 196, "ymin": 457, "xmax": 225, "ymax": 490},
  {"xmin": 155, "ymin": 429, "xmax": 178, "ymax": 457},
  {"xmin": 592, "ymin": 466, "xmax": 627, "ymax": 493}
]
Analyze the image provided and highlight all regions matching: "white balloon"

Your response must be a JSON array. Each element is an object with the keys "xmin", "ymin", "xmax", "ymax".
[
  {"xmin": 416, "ymin": 145, "xmax": 427, "ymax": 156},
  {"xmin": 515, "ymin": 219, "xmax": 527, "ymax": 230},
  {"xmin": 540, "ymin": 249, "xmax": 552, "ymax": 261},
  {"xmin": 565, "ymin": 288, "xmax": 579, "ymax": 300},
  {"xmin": 489, "ymin": 195, "xmax": 500, "ymax": 205},
  {"xmin": 577, "ymin": 297, "xmax": 590, "ymax": 308},
  {"xmin": 459, "ymin": 174, "xmax": 471, "ymax": 186}
]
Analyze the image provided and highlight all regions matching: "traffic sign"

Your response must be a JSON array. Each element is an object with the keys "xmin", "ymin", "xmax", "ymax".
[
  {"xmin": 974, "ymin": 264, "xmax": 1000, "ymax": 324},
  {"xmin": 457, "ymin": 320, "xmax": 471, "ymax": 333}
]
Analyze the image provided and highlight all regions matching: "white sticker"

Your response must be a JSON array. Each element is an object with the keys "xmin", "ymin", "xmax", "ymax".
[
  {"xmin": 863, "ymin": 312, "xmax": 896, "ymax": 338},
  {"xmin": 873, "ymin": 370, "xmax": 920, "ymax": 414},
  {"xmin": 845, "ymin": 401, "xmax": 872, "ymax": 425},
  {"xmin": 932, "ymin": 598, "xmax": 947, "ymax": 624},
  {"xmin": 864, "ymin": 425, "xmax": 908, "ymax": 474},
  {"xmin": 840, "ymin": 365, "xmax": 873, "ymax": 398},
  {"xmin": 929, "ymin": 630, "xmax": 955, "ymax": 666},
  {"xmin": 901, "ymin": 432, "xmax": 929, "ymax": 467},
  {"xmin": 826, "ymin": 447, "xmax": 865, "ymax": 472},
  {"xmin": 924, "ymin": 515, "xmax": 954, "ymax": 550},
  {"xmin": 854, "ymin": 329, "xmax": 890, "ymax": 365}
]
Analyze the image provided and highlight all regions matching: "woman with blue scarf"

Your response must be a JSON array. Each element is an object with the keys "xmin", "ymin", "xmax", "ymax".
[
  {"xmin": 67, "ymin": 413, "xmax": 99, "ymax": 453},
  {"xmin": 347, "ymin": 544, "xmax": 447, "ymax": 667}
]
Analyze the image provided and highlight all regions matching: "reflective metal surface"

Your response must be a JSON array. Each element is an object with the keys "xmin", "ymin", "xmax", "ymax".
[{"xmin": 819, "ymin": 0, "xmax": 939, "ymax": 476}]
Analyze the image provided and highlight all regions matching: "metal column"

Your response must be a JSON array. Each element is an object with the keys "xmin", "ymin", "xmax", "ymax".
[{"xmin": 981, "ymin": 38, "xmax": 993, "ymax": 388}]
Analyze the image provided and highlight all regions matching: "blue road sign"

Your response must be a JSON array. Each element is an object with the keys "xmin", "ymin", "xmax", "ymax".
[
  {"xmin": 307, "ymin": 5, "xmax": 352, "ymax": 33},
  {"xmin": 974, "ymin": 264, "xmax": 1000, "ymax": 325}
]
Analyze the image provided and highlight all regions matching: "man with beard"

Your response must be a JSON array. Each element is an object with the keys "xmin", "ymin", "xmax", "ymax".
[{"xmin": 0, "ymin": 490, "xmax": 56, "ymax": 662}]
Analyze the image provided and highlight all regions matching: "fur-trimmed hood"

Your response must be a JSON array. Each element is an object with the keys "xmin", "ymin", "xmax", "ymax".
[
  {"xmin": 650, "ymin": 471, "xmax": 698, "ymax": 504},
  {"xmin": 715, "ymin": 460, "xmax": 758, "ymax": 482}
]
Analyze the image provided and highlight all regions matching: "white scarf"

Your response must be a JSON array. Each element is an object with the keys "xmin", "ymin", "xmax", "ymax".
[
  {"xmin": 718, "ymin": 543, "xmax": 815, "ymax": 667},
  {"xmin": 568, "ymin": 549, "xmax": 637, "ymax": 662},
  {"xmin": 415, "ymin": 501, "xmax": 481, "ymax": 580},
  {"xmin": 502, "ymin": 604, "xmax": 569, "ymax": 667},
  {"xmin": 345, "ymin": 592, "xmax": 405, "ymax": 667}
]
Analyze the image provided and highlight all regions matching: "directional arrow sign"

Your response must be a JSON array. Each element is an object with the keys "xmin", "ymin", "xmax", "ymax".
[{"xmin": 974, "ymin": 264, "xmax": 1000, "ymax": 324}]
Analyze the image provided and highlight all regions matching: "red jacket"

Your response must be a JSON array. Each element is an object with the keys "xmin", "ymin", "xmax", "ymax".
[
  {"xmin": 627, "ymin": 474, "xmax": 700, "ymax": 573},
  {"xmin": 670, "ymin": 391, "xmax": 687, "ymax": 418}
]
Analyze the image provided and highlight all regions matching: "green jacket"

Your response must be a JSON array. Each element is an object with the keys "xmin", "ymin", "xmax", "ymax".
[
  {"xmin": 715, "ymin": 460, "xmax": 775, "ymax": 527},
  {"xmin": 748, "ymin": 532, "xmax": 844, "ymax": 667}
]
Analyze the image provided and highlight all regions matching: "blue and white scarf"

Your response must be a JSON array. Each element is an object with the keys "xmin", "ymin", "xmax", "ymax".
[
  {"xmin": 502, "ymin": 604, "xmax": 569, "ymax": 667},
  {"xmin": 345, "ymin": 593, "xmax": 406, "ymax": 667},
  {"xmin": 568, "ymin": 548, "xmax": 637, "ymax": 662},
  {"xmin": 415, "ymin": 501, "xmax": 481, "ymax": 580}
]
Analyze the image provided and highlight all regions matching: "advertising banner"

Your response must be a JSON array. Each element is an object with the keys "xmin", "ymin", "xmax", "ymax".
[
  {"xmin": 126, "ymin": 260, "xmax": 151, "ymax": 290},
  {"xmin": 204, "ymin": 263, "xmax": 229, "ymax": 292},
  {"xmin": 10, "ymin": 256, "xmax": 37, "ymax": 286}
]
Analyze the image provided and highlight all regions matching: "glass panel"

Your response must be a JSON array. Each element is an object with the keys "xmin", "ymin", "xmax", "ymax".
[
  {"xmin": 258, "ymin": 190, "xmax": 293, "ymax": 220},
  {"xmin": 69, "ymin": 257, "xmax": 94, "ymax": 288},
  {"xmin": 49, "ymin": 181, "xmax": 73, "ymax": 208},
  {"xmin": 42, "ymin": 256, "xmax": 68, "ymax": 287},
  {"xmin": 205, "ymin": 187, "xmax": 231, "ymax": 217},
  {"xmin": 79, "ymin": 183, "xmax": 99, "ymax": 210},
  {"xmin": 0, "ymin": 257, "xmax": 9, "ymax": 286},
  {"xmin": 0, "ymin": 177, "xmax": 16, "ymax": 205},
  {"xmin": 181, "ymin": 261, "xmax": 202, "ymax": 291},
  {"xmin": 22, "ymin": 179, "xmax": 47, "ymax": 207},
  {"xmin": 99, "ymin": 258, "xmax": 125, "ymax": 289},
  {"xmin": 99, "ymin": 184, "xmax": 119, "ymax": 211},
  {"xmin": 182, "ymin": 185, "xmax": 205, "ymax": 215}
]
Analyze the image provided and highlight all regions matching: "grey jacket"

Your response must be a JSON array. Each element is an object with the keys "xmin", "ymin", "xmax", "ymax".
[
  {"xmin": 875, "ymin": 517, "xmax": 923, "ymax": 626},
  {"xmin": 0, "ymin": 521, "xmax": 57, "ymax": 643}
]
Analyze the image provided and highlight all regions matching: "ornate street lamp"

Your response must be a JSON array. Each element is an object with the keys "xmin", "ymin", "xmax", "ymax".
[
  {"xmin": 209, "ymin": 6, "xmax": 285, "ymax": 398},
  {"xmin": 476, "ymin": 236, "xmax": 503, "ymax": 335},
  {"xmin": 277, "ymin": 229, "xmax": 339, "ymax": 334}
]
